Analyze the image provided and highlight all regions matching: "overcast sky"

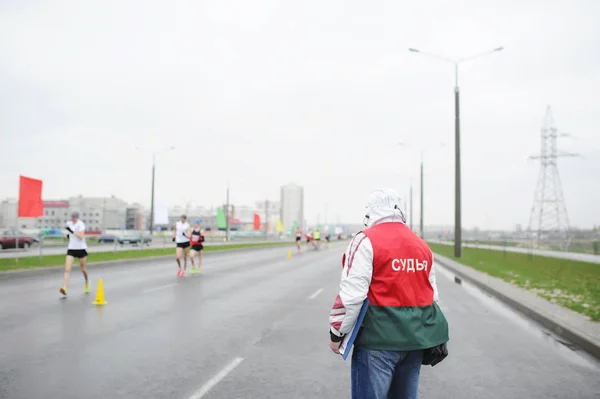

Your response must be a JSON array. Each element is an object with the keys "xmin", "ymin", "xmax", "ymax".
[{"xmin": 1, "ymin": 0, "xmax": 599, "ymax": 229}]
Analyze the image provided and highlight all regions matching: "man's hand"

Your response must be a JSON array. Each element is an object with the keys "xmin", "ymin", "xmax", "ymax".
[
  {"xmin": 329, "ymin": 340, "xmax": 342, "ymax": 354},
  {"xmin": 329, "ymin": 330, "xmax": 344, "ymax": 354}
]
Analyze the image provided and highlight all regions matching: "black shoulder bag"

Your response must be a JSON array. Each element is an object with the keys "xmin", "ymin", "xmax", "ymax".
[{"xmin": 422, "ymin": 342, "xmax": 448, "ymax": 367}]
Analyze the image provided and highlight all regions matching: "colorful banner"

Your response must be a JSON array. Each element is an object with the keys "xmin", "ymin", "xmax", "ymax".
[
  {"xmin": 253, "ymin": 213, "xmax": 261, "ymax": 230},
  {"xmin": 18, "ymin": 176, "xmax": 43, "ymax": 218},
  {"xmin": 216, "ymin": 208, "xmax": 227, "ymax": 229}
]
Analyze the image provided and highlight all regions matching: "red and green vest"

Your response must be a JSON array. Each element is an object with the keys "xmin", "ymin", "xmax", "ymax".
[{"xmin": 355, "ymin": 222, "xmax": 449, "ymax": 351}]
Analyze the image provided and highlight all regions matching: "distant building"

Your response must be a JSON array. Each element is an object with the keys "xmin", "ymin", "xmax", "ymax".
[
  {"xmin": 253, "ymin": 200, "xmax": 280, "ymax": 233},
  {"xmin": 1, "ymin": 196, "xmax": 129, "ymax": 232},
  {"xmin": 0, "ymin": 199, "xmax": 19, "ymax": 228},
  {"xmin": 125, "ymin": 204, "xmax": 150, "ymax": 231},
  {"xmin": 280, "ymin": 183, "xmax": 304, "ymax": 233},
  {"xmin": 126, "ymin": 207, "xmax": 139, "ymax": 230},
  {"xmin": 235, "ymin": 205, "xmax": 255, "ymax": 225},
  {"xmin": 167, "ymin": 205, "xmax": 212, "ymax": 230},
  {"xmin": 68, "ymin": 195, "xmax": 129, "ymax": 232},
  {"xmin": 1, "ymin": 199, "xmax": 74, "ymax": 230},
  {"xmin": 40, "ymin": 201, "xmax": 70, "ymax": 229}
]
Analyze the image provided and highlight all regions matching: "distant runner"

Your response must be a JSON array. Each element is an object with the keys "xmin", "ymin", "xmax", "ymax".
[
  {"xmin": 313, "ymin": 229, "xmax": 321, "ymax": 250},
  {"xmin": 295, "ymin": 228, "xmax": 303, "ymax": 253},
  {"xmin": 59, "ymin": 212, "xmax": 90, "ymax": 296},
  {"xmin": 189, "ymin": 219, "xmax": 205, "ymax": 274},
  {"xmin": 306, "ymin": 230, "xmax": 313, "ymax": 248},
  {"xmin": 173, "ymin": 215, "xmax": 190, "ymax": 277}
]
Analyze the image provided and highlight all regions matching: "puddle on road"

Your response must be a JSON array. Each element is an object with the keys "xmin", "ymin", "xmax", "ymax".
[{"xmin": 436, "ymin": 265, "xmax": 600, "ymax": 370}]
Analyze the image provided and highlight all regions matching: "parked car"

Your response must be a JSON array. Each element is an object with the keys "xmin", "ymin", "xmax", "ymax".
[
  {"xmin": 98, "ymin": 234, "xmax": 117, "ymax": 243},
  {"xmin": 118, "ymin": 232, "xmax": 152, "ymax": 246},
  {"xmin": 0, "ymin": 230, "xmax": 35, "ymax": 250}
]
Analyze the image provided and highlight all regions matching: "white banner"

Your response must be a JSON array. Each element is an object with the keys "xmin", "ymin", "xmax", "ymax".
[{"xmin": 153, "ymin": 200, "xmax": 169, "ymax": 225}]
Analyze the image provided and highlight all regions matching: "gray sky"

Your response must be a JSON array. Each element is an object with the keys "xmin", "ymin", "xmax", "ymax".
[{"xmin": 1, "ymin": 0, "xmax": 599, "ymax": 229}]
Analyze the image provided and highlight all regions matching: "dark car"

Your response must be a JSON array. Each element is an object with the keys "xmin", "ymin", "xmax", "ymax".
[
  {"xmin": 98, "ymin": 234, "xmax": 117, "ymax": 243},
  {"xmin": 0, "ymin": 230, "xmax": 35, "ymax": 250}
]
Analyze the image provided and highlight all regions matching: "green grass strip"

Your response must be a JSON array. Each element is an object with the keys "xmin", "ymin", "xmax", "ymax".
[
  {"xmin": 429, "ymin": 243, "xmax": 600, "ymax": 321},
  {"xmin": 0, "ymin": 242, "xmax": 292, "ymax": 272}
]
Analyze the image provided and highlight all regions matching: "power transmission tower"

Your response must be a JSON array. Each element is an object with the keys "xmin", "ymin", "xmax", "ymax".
[{"xmin": 528, "ymin": 106, "xmax": 578, "ymax": 250}]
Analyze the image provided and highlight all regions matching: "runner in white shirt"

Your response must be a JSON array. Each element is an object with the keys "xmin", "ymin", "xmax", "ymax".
[
  {"xmin": 172, "ymin": 215, "xmax": 191, "ymax": 277},
  {"xmin": 59, "ymin": 212, "xmax": 89, "ymax": 296}
]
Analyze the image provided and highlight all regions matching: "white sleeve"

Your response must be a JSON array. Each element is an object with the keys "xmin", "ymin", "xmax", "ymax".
[
  {"xmin": 429, "ymin": 252, "xmax": 439, "ymax": 302},
  {"xmin": 330, "ymin": 232, "xmax": 373, "ymax": 336}
]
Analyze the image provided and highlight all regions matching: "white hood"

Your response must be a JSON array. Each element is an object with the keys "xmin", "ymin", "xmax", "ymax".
[{"xmin": 364, "ymin": 188, "xmax": 407, "ymax": 227}]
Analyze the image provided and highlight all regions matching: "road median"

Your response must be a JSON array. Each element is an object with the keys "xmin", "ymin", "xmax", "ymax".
[{"xmin": 0, "ymin": 241, "xmax": 293, "ymax": 272}]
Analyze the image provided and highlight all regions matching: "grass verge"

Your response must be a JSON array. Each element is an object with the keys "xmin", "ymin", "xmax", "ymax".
[
  {"xmin": 0, "ymin": 242, "xmax": 292, "ymax": 272},
  {"xmin": 429, "ymin": 243, "xmax": 600, "ymax": 321}
]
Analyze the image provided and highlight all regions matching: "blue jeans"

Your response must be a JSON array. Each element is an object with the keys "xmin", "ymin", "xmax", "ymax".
[{"xmin": 351, "ymin": 347, "xmax": 422, "ymax": 399}]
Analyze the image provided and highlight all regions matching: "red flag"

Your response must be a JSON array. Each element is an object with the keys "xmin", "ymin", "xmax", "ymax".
[
  {"xmin": 253, "ymin": 213, "xmax": 261, "ymax": 230},
  {"xmin": 18, "ymin": 176, "xmax": 43, "ymax": 218}
]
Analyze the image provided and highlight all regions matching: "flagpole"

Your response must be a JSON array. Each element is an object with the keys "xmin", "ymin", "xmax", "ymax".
[
  {"xmin": 265, "ymin": 199, "xmax": 269, "ymax": 240},
  {"xmin": 15, "ymin": 205, "xmax": 19, "ymax": 264},
  {"xmin": 225, "ymin": 183, "xmax": 230, "ymax": 242},
  {"xmin": 38, "ymin": 217, "xmax": 43, "ymax": 260}
]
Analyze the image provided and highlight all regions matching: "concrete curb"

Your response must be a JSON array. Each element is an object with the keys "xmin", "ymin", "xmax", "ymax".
[
  {"xmin": 0, "ymin": 243, "xmax": 295, "ymax": 279},
  {"xmin": 433, "ymin": 253, "xmax": 600, "ymax": 361}
]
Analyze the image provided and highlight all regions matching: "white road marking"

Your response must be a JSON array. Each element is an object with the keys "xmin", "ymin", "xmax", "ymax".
[
  {"xmin": 143, "ymin": 283, "xmax": 176, "ymax": 293},
  {"xmin": 308, "ymin": 288, "xmax": 324, "ymax": 300},
  {"xmin": 188, "ymin": 357, "xmax": 245, "ymax": 399}
]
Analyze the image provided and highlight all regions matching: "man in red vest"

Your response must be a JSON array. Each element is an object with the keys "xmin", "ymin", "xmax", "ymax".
[{"xmin": 328, "ymin": 188, "xmax": 449, "ymax": 399}]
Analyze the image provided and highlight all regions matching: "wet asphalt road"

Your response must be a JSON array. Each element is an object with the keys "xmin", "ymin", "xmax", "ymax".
[{"xmin": 0, "ymin": 243, "xmax": 599, "ymax": 399}]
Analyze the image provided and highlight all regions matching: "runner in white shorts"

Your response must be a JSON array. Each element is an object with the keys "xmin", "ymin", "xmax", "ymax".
[
  {"xmin": 60, "ymin": 212, "xmax": 90, "ymax": 296},
  {"xmin": 173, "ymin": 215, "xmax": 190, "ymax": 277}
]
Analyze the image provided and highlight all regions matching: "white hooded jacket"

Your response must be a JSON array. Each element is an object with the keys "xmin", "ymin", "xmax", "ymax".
[{"xmin": 329, "ymin": 188, "xmax": 439, "ymax": 337}]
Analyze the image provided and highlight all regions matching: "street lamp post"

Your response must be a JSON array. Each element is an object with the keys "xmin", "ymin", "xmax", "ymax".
[
  {"xmin": 409, "ymin": 180, "xmax": 413, "ymax": 231},
  {"xmin": 409, "ymin": 46, "xmax": 503, "ymax": 257},
  {"xmin": 225, "ymin": 184, "xmax": 230, "ymax": 242},
  {"xmin": 140, "ymin": 146, "xmax": 175, "ymax": 235},
  {"xmin": 149, "ymin": 154, "xmax": 156, "ymax": 235},
  {"xmin": 420, "ymin": 151, "xmax": 424, "ymax": 238},
  {"xmin": 398, "ymin": 142, "xmax": 443, "ymax": 239}
]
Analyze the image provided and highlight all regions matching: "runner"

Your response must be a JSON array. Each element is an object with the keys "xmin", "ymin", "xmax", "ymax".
[
  {"xmin": 295, "ymin": 228, "xmax": 303, "ymax": 253},
  {"xmin": 325, "ymin": 230, "xmax": 331, "ymax": 246},
  {"xmin": 305, "ymin": 229, "xmax": 313, "ymax": 248},
  {"xmin": 313, "ymin": 228, "xmax": 321, "ymax": 250},
  {"xmin": 59, "ymin": 212, "xmax": 89, "ymax": 296},
  {"xmin": 173, "ymin": 215, "xmax": 190, "ymax": 277},
  {"xmin": 189, "ymin": 219, "xmax": 205, "ymax": 274}
]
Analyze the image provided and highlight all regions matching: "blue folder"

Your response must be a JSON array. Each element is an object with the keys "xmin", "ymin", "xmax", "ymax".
[{"xmin": 340, "ymin": 299, "xmax": 370, "ymax": 360}]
